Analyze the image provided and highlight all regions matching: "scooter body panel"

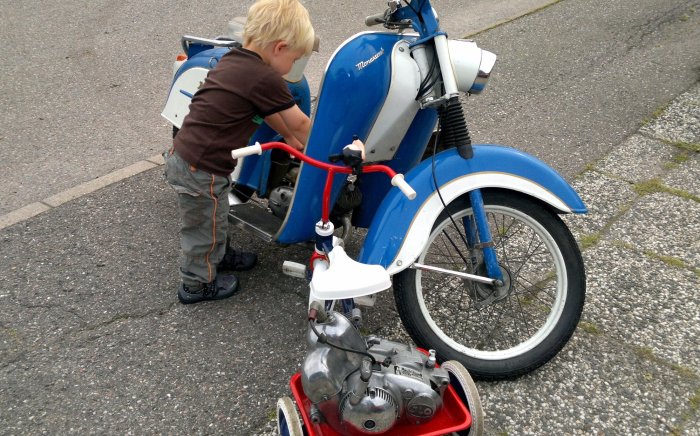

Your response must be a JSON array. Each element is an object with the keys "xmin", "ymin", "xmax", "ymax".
[
  {"xmin": 358, "ymin": 145, "xmax": 587, "ymax": 275},
  {"xmin": 276, "ymin": 32, "xmax": 423, "ymax": 243}
]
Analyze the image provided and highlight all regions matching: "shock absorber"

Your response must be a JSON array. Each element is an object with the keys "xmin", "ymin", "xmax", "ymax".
[{"xmin": 438, "ymin": 96, "xmax": 473, "ymax": 159}]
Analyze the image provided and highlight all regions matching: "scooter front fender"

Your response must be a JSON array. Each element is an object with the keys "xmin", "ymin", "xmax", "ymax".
[{"xmin": 358, "ymin": 145, "xmax": 587, "ymax": 275}]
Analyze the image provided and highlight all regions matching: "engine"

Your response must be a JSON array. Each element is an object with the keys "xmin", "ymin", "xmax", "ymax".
[{"xmin": 301, "ymin": 309, "xmax": 451, "ymax": 434}]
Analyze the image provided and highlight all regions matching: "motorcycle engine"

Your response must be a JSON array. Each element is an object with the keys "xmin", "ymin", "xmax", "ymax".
[
  {"xmin": 301, "ymin": 310, "xmax": 451, "ymax": 434},
  {"xmin": 269, "ymin": 185, "xmax": 293, "ymax": 218}
]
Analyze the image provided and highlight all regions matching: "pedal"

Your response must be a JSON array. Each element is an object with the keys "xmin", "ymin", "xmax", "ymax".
[{"xmin": 282, "ymin": 261, "xmax": 307, "ymax": 279}]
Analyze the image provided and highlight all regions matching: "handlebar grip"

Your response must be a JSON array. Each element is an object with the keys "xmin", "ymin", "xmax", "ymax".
[
  {"xmin": 365, "ymin": 12, "xmax": 385, "ymax": 26},
  {"xmin": 391, "ymin": 174, "xmax": 416, "ymax": 200},
  {"xmin": 231, "ymin": 142, "xmax": 263, "ymax": 159}
]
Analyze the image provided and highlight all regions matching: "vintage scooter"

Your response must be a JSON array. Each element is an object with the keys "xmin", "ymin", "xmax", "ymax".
[{"xmin": 162, "ymin": 0, "xmax": 587, "ymax": 434}]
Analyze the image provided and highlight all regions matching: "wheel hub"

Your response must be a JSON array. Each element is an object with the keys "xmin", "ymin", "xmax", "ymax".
[{"xmin": 468, "ymin": 264, "xmax": 513, "ymax": 307}]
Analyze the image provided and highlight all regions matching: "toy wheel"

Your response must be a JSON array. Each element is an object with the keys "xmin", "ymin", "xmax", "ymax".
[
  {"xmin": 277, "ymin": 396, "xmax": 304, "ymax": 436},
  {"xmin": 442, "ymin": 360, "xmax": 484, "ymax": 436}
]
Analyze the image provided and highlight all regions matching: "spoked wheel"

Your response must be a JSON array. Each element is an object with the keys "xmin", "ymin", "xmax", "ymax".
[
  {"xmin": 277, "ymin": 396, "xmax": 304, "ymax": 436},
  {"xmin": 394, "ymin": 190, "xmax": 585, "ymax": 379},
  {"xmin": 442, "ymin": 360, "xmax": 483, "ymax": 436}
]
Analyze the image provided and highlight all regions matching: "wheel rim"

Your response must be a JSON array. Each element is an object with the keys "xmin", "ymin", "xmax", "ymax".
[
  {"xmin": 441, "ymin": 360, "xmax": 483, "ymax": 435},
  {"xmin": 416, "ymin": 204, "xmax": 568, "ymax": 361},
  {"xmin": 277, "ymin": 397, "xmax": 302, "ymax": 436}
]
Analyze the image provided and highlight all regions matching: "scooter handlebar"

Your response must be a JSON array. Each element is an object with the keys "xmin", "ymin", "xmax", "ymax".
[
  {"xmin": 231, "ymin": 142, "xmax": 263, "ymax": 159},
  {"xmin": 365, "ymin": 12, "xmax": 386, "ymax": 26},
  {"xmin": 391, "ymin": 174, "xmax": 416, "ymax": 200}
]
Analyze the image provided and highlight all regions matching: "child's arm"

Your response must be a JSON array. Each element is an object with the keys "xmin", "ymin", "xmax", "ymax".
[{"xmin": 264, "ymin": 105, "xmax": 311, "ymax": 151}]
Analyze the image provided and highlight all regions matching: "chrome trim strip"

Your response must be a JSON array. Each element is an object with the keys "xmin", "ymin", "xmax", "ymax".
[{"xmin": 181, "ymin": 35, "xmax": 239, "ymax": 53}]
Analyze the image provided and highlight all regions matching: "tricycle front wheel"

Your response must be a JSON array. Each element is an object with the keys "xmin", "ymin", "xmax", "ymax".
[{"xmin": 394, "ymin": 190, "xmax": 585, "ymax": 380}]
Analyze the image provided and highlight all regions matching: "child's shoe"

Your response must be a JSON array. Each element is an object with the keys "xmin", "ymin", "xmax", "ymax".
[
  {"xmin": 178, "ymin": 275, "xmax": 239, "ymax": 304},
  {"xmin": 218, "ymin": 248, "xmax": 257, "ymax": 272}
]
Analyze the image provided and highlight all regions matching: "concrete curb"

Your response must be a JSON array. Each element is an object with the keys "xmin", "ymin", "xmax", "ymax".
[{"xmin": 0, "ymin": 154, "xmax": 164, "ymax": 231}]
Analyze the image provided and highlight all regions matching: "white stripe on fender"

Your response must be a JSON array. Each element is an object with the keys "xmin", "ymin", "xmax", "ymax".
[{"xmin": 386, "ymin": 172, "xmax": 571, "ymax": 275}]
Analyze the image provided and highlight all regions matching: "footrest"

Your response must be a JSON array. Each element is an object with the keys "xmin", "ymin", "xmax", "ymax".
[{"xmin": 228, "ymin": 203, "xmax": 282, "ymax": 242}]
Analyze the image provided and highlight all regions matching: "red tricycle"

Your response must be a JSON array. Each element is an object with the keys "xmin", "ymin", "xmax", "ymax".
[{"xmin": 233, "ymin": 141, "xmax": 484, "ymax": 436}]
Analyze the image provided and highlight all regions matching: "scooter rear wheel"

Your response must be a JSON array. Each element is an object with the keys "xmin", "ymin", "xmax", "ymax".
[
  {"xmin": 277, "ymin": 396, "xmax": 304, "ymax": 436},
  {"xmin": 394, "ymin": 190, "xmax": 585, "ymax": 379}
]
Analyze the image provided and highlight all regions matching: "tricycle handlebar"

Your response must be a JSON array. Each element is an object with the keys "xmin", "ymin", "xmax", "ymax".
[
  {"xmin": 231, "ymin": 142, "xmax": 263, "ymax": 158},
  {"xmin": 391, "ymin": 174, "xmax": 417, "ymax": 200},
  {"xmin": 232, "ymin": 142, "xmax": 416, "ymax": 200}
]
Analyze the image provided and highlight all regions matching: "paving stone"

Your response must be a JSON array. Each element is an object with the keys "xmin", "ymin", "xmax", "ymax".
[
  {"xmin": 606, "ymin": 192, "xmax": 700, "ymax": 269},
  {"xmin": 563, "ymin": 170, "xmax": 637, "ymax": 238},
  {"xmin": 582, "ymin": 240, "xmax": 700, "ymax": 370},
  {"xmin": 640, "ymin": 82, "xmax": 700, "ymax": 145},
  {"xmin": 477, "ymin": 332, "xmax": 699, "ymax": 435},
  {"xmin": 663, "ymin": 151, "xmax": 700, "ymax": 198},
  {"xmin": 595, "ymin": 135, "xmax": 679, "ymax": 184}
]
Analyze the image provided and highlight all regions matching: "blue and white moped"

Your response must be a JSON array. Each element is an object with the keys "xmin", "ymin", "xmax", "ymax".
[{"xmin": 163, "ymin": 1, "xmax": 587, "ymax": 433}]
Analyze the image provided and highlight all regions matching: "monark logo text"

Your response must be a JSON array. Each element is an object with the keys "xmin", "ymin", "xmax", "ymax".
[{"xmin": 356, "ymin": 48, "xmax": 385, "ymax": 70}]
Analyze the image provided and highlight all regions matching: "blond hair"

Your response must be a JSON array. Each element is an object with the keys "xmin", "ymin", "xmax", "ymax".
[{"xmin": 243, "ymin": 0, "xmax": 314, "ymax": 55}]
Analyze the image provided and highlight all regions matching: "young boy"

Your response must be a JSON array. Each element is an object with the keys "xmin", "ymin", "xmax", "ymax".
[{"xmin": 165, "ymin": 0, "xmax": 315, "ymax": 304}]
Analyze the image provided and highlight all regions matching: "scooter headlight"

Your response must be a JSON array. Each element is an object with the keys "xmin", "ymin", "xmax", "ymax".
[{"xmin": 447, "ymin": 40, "xmax": 497, "ymax": 94}]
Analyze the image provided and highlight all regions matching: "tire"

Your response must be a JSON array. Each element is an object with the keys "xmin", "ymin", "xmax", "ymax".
[
  {"xmin": 394, "ymin": 190, "xmax": 585, "ymax": 379},
  {"xmin": 277, "ymin": 396, "xmax": 304, "ymax": 436},
  {"xmin": 442, "ymin": 360, "xmax": 483, "ymax": 436}
]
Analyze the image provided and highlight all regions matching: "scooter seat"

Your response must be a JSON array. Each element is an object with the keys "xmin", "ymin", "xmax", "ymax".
[{"xmin": 310, "ymin": 246, "xmax": 391, "ymax": 300}]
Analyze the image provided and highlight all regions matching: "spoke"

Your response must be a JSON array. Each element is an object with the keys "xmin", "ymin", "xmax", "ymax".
[
  {"xmin": 491, "ymin": 213, "xmax": 518, "ymax": 248},
  {"xmin": 498, "ymin": 247, "xmax": 549, "ymax": 263},
  {"xmin": 512, "ymin": 292, "xmax": 535, "ymax": 338},
  {"xmin": 477, "ymin": 300, "xmax": 513, "ymax": 348},
  {"xmin": 512, "ymin": 274, "xmax": 557, "ymax": 305},
  {"xmin": 516, "ymin": 284, "xmax": 555, "ymax": 308},
  {"xmin": 416, "ymin": 200, "xmax": 570, "ymax": 357},
  {"xmin": 521, "ymin": 227, "xmax": 543, "ymax": 262},
  {"xmin": 439, "ymin": 230, "xmax": 465, "ymax": 270}
]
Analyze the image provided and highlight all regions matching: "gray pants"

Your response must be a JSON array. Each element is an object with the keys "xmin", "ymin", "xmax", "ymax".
[{"xmin": 164, "ymin": 151, "xmax": 231, "ymax": 285}]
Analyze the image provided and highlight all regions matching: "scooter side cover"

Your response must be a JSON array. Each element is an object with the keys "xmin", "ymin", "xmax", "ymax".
[
  {"xmin": 276, "ymin": 32, "xmax": 404, "ymax": 244},
  {"xmin": 359, "ymin": 145, "xmax": 587, "ymax": 274}
]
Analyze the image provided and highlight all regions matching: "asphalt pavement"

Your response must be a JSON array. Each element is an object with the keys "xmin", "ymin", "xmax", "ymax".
[
  {"xmin": 1, "ymin": 0, "xmax": 699, "ymax": 434},
  {"xmin": 0, "ymin": 0, "xmax": 556, "ymax": 218}
]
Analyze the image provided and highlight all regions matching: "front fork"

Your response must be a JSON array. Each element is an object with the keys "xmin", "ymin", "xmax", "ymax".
[
  {"xmin": 311, "ymin": 221, "xmax": 358, "ymax": 321},
  {"xmin": 465, "ymin": 189, "xmax": 504, "ymax": 284}
]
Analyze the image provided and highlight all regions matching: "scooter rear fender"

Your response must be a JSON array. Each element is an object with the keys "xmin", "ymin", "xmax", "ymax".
[
  {"xmin": 358, "ymin": 145, "xmax": 587, "ymax": 275},
  {"xmin": 161, "ymin": 47, "xmax": 227, "ymax": 129}
]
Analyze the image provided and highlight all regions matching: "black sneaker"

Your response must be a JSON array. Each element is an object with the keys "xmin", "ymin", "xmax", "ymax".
[
  {"xmin": 217, "ymin": 248, "xmax": 258, "ymax": 272},
  {"xmin": 178, "ymin": 274, "xmax": 240, "ymax": 304}
]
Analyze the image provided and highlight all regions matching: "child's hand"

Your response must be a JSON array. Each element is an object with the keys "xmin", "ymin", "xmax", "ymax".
[
  {"xmin": 345, "ymin": 138, "xmax": 366, "ymax": 161},
  {"xmin": 286, "ymin": 136, "xmax": 305, "ymax": 151}
]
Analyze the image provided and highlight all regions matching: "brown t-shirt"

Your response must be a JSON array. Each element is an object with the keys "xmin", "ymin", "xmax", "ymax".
[{"xmin": 173, "ymin": 48, "xmax": 295, "ymax": 176}]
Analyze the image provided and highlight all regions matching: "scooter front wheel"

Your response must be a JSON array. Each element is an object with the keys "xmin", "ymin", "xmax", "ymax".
[{"xmin": 394, "ymin": 190, "xmax": 585, "ymax": 379}]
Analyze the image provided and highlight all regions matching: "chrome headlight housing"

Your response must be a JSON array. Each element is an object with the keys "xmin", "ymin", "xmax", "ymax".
[{"xmin": 447, "ymin": 39, "xmax": 497, "ymax": 94}]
